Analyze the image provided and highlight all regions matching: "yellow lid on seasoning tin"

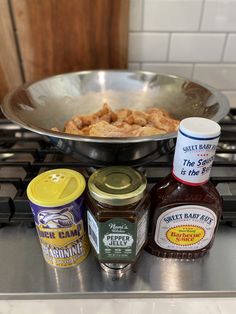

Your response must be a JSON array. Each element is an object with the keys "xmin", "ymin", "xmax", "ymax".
[{"xmin": 27, "ymin": 169, "xmax": 86, "ymax": 207}]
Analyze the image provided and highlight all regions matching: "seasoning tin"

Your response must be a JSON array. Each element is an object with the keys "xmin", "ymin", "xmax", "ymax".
[
  {"xmin": 86, "ymin": 166, "xmax": 150, "ymax": 272},
  {"xmin": 27, "ymin": 169, "xmax": 90, "ymax": 268}
]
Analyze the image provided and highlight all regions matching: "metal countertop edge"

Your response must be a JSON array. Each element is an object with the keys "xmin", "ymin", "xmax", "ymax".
[{"xmin": 0, "ymin": 291, "xmax": 236, "ymax": 300}]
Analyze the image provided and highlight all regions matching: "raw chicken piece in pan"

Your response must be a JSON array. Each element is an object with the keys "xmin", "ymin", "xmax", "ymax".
[{"xmin": 52, "ymin": 103, "xmax": 180, "ymax": 137}]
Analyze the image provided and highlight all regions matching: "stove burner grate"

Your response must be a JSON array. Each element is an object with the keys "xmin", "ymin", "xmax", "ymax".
[{"xmin": 1, "ymin": 110, "xmax": 236, "ymax": 226}]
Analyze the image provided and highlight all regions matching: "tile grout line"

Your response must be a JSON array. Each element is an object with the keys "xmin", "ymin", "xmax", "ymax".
[
  {"xmin": 215, "ymin": 89, "xmax": 236, "ymax": 91},
  {"xmin": 191, "ymin": 64, "xmax": 195, "ymax": 80},
  {"xmin": 141, "ymin": 0, "xmax": 145, "ymax": 31},
  {"xmin": 129, "ymin": 30, "xmax": 236, "ymax": 34},
  {"xmin": 198, "ymin": 0, "xmax": 206, "ymax": 31},
  {"xmin": 167, "ymin": 33, "xmax": 172, "ymax": 62},
  {"xmin": 220, "ymin": 33, "xmax": 229, "ymax": 62},
  {"xmin": 129, "ymin": 61, "xmax": 236, "ymax": 65}
]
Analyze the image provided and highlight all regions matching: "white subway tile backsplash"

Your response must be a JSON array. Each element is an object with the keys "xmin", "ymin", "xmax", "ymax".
[
  {"xmin": 201, "ymin": 0, "xmax": 236, "ymax": 31},
  {"xmin": 141, "ymin": 63, "xmax": 193, "ymax": 78},
  {"xmin": 129, "ymin": 0, "xmax": 143, "ymax": 31},
  {"xmin": 128, "ymin": 63, "xmax": 141, "ymax": 71},
  {"xmin": 223, "ymin": 34, "xmax": 236, "ymax": 62},
  {"xmin": 222, "ymin": 91, "xmax": 236, "ymax": 108},
  {"xmin": 127, "ymin": 0, "xmax": 236, "ymax": 93},
  {"xmin": 143, "ymin": 0, "xmax": 203, "ymax": 31},
  {"xmin": 193, "ymin": 64, "xmax": 236, "ymax": 90},
  {"xmin": 169, "ymin": 33, "xmax": 225, "ymax": 62},
  {"xmin": 129, "ymin": 33, "xmax": 169, "ymax": 62}
]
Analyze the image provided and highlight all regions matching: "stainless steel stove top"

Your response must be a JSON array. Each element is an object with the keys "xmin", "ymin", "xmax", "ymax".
[
  {"xmin": 0, "ymin": 223, "xmax": 235, "ymax": 299},
  {"xmin": 0, "ymin": 111, "xmax": 236, "ymax": 298}
]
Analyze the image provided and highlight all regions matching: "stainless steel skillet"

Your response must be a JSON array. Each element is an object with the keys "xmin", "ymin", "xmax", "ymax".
[{"xmin": 1, "ymin": 70, "xmax": 230, "ymax": 166}]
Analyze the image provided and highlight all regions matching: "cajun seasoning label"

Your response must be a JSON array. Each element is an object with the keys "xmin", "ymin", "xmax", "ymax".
[
  {"xmin": 30, "ymin": 198, "xmax": 90, "ymax": 267},
  {"xmin": 154, "ymin": 205, "xmax": 217, "ymax": 251},
  {"xmin": 87, "ymin": 210, "xmax": 148, "ymax": 262}
]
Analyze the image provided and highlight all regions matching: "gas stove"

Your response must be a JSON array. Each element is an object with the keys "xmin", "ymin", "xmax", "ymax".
[
  {"xmin": 1, "ymin": 111, "xmax": 236, "ymax": 299},
  {"xmin": 1, "ymin": 110, "xmax": 236, "ymax": 227}
]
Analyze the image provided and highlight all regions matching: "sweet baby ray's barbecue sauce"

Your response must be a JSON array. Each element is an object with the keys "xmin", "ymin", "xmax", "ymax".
[{"xmin": 146, "ymin": 118, "xmax": 222, "ymax": 259}]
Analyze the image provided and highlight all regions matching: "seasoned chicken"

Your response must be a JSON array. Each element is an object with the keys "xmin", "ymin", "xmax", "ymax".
[
  {"xmin": 116, "ymin": 109, "xmax": 132, "ymax": 121},
  {"xmin": 148, "ymin": 112, "xmax": 179, "ymax": 132},
  {"xmin": 64, "ymin": 120, "xmax": 84, "ymax": 135},
  {"xmin": 52, "ymin": 104, "xmax": 180, "ymax": 137},
  {"xmin": 138, "ymin": 126, "xmax": 166, "ymax": 136},
  {"xmin": 51, "ymin": 127, "xmax": 60, "ymax": 132},
  {"xmin": 72, "ymin": 103, "xmax": 117, "ymax": 128},
  {"xmin": 146, "ymin": 107, "xmax": 170, "ymax": 117},
  {"xmin": 124, "ymin": 110, "xmax": 148, "ymax": 126},
  {"xmin": 72, "ymin": 116, "xmax": 83, "ymax": 129},
  {"xmin": 89, "ymin": 121, "xmax": 130, "ymax": 137}
]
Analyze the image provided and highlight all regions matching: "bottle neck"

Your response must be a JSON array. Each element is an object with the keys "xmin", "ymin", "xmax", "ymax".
[{"xmin": 172, "ymin": 129, "xmax": 220, "ymax": 186}]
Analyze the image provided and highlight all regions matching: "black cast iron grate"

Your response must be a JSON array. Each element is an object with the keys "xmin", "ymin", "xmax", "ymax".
[{"xmin": 1, "ymin": 110, "xmax": 236, "ymax": 226}]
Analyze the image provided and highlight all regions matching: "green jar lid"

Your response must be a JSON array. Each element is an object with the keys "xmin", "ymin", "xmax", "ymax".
[{"xmin": 88, "ymin": 166, "xmax": 147, "ymax": 206}]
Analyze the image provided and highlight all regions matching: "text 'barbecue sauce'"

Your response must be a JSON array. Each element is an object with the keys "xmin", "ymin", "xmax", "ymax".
[{"xmin": 146, "ymin": 117, "xmax": 222, "ymax": 259}]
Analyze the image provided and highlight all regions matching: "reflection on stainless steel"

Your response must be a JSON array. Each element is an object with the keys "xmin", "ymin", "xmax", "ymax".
[
  {"xmin": 100, "ymin": 263, "xmax": 132, "ymax": 277},
  {"xmin": 0, "ymin": 153, "xmax": 14, "ymax": 160},
  {"xmin": 2, "ymin": 71, "xmax": 230, "ymax": 165},
  {"xmin": 52, "ymin": 268, "xmax": 61, "ymax": 292},
  {"xmin": 0, "ymin": 223, "xmax": 235, "ymax": 298},
  {"xmin": 218, "ymin": 143, "xmax": 236, "ymax": 161},
  {"xmin": 158, "ymin": 260, "xmax": 185, "ymax": 291}
]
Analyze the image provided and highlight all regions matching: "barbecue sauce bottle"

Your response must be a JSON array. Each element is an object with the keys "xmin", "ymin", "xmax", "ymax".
[{"xmin": 146, "ymin": 117, "xmax": 222, "ymax": 259}]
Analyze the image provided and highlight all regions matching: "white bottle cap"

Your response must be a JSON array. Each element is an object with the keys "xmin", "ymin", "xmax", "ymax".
[
  {"xmin": 173, "ymin": 117, "xmax": 221, "ymax": 185},
  {"xmin": 180, "ymin": 117, "xmax": 221, "ymax": 139}
]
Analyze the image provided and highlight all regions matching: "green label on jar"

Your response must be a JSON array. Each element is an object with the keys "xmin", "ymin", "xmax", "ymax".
[{"xmin": 87, "ymin": 210, "xmax": 148, "ymax": 262}]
